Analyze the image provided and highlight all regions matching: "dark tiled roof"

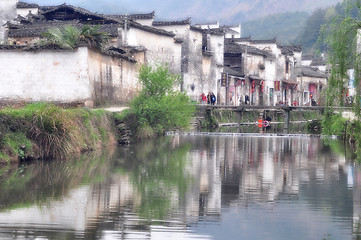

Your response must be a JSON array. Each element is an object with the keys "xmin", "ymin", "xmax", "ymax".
[
  {"xmin": 8, "ymin": 20, "xmax": 119, "ymax": 38},
  {"xmin": 102, "ymin": 46, "xmax": 136, "ymax": 62},
  {"xmin": 127, "ymin": 20, "xmax": 175, "ymax": 37},
  {"xmin": 203, "ymin": 28, "xmax": 224, "ymax": 36},
  {"xmin": 0, "ymin": 43, "xmax": 70, "ymax": 51},
  {"xmin": 280, "ymin": 45, "xmax": 302, "ymax": 55},
  {"xmin": 17, "ymin": 1, "xmax": 39, "ymax": 8},
  {"xmin": 108, "ymin": 11, "xmax": 155, "ymax": 21},
  {"xmin": 8, "ymin": 20, "xmax": 81, "ymax": 38},
  {"xmin": 11, "ymin": 21, "xmax": 173, "ymax": 39},
  {"xmin": 250, "ymin": 38, "xmax": 277, "ymax": 44},
  {"xmin": 39, "ymin": 6, "xmax": 57, "ymax": 12},
  {"xmin": 126, "ymin": 11, "xmax": 155, "ymax": 20},
  {"xmin": 39, "ymin": 4, "xmax": 117, "ymax": 24},
  {"xmin": 225, "ymin": 39, "xmax": 273, "ymax": 58},
  {"xmin": 224, "ymin": 66, "xmax": 244, "ymax": 77},
  {"xmin": 153, "ymin": 18, "xmax": 191, "ymax": 26},
  {"xmin": 310, "ymin": 58, "xmax": 326, "ymax": 66},
  {"xmin": 231, "ymin": 37, "xmax": 251, "ymax": 43},
  {"xmin": 232, "ymin": 37, "xmax": 279, "ymax": 46},
  {"xmin": 297, "ymin": 66, "xmax": 327, "ymax": 78},
  {"xmin": 302, "ymin": 54, "xmax": 316, "ymax": 61},
  {"xmin": 190, "ymin": 25, "xmax": 204, "ymax": 33},
  {"xmin": 0, "ymin": 44, "xmax": 138, "ymax": 63}
]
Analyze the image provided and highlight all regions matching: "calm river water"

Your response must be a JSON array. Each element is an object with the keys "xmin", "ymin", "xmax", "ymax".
[{"xmin": 0, "ymin": 134, "xmax": 360, "ymax": 240}]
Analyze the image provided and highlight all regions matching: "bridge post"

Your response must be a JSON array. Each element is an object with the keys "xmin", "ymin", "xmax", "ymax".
[
  {"xmin": 236, "ymin": 106, "xmax": 244, "ymax": 131},
  {"xmin": 284, "ymin": 107, "xmax": 291, "ymax": 131}
]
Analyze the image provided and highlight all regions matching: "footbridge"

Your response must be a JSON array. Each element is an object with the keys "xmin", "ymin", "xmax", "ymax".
[{"xmin": 197, "ymin": 105, "xmax": 354, "ymax": 130}]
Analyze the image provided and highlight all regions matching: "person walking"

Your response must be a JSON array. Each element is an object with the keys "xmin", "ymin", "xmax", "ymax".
[
  {"xmin": 210, "ymin": 92, "xmax": 216, "ymax": 105},
  {"xmin": 200, "ymin": 93, "xmax": 207, "ymax": 104}
]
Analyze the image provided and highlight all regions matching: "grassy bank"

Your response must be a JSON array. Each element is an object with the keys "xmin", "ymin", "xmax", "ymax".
[
  {"xmin": 0, "ymin": 65, "xmax": 196, "ymax": 164},
  {"xmin": 0, "ymin": 103, "xmax": 118, "ymax": 164}
]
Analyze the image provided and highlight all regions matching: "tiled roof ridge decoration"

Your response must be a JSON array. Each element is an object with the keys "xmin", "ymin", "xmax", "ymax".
[
  {"xmin": 107, "ymin": 11, "xmax": 155, "ymax": 20},
  {"xmin": 153, "ymin": 17, "xmax": 191, "ymax": 26}
]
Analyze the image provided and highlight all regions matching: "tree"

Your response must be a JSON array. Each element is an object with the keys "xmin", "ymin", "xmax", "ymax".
[
  {"xmin": 320, "ymin": 0, "xmax": 361, "ymax": 110},
  {"xmin": 41, "ymin": 25, "xmax": 109, "ymax": 50},
  {"xmin": 131, "ymin": 64, "xmax": 196, "ymax": 136}
]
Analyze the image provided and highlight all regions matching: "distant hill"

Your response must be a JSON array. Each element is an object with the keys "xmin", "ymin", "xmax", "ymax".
[{"xmin": 242, "ymin": 12, "xmax": 310, "ymax": 45}]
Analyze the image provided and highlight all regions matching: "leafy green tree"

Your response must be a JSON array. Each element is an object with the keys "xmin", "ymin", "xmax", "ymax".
[
  {"xmin": 320, "ymin": 0, "xmax": 361, "ymax": 159},
  {"xmin": 41, "ymin": 25, "xmax": 109, "ymax": 50},
  {"xmin": 320, "ymin": 0, "xmax": 361, "ymax": 109},
  {"xmin": 131, "ymin": 64, "xmax": 196, "ymax": 136}
]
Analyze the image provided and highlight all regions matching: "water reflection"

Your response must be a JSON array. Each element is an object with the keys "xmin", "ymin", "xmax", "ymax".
[{"xmin": 0, "ymin": 135, "xmax": 359, "ymax": 240}]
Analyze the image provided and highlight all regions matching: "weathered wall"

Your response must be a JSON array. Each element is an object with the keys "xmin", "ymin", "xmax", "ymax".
[
  {"xmin": 183, "ymin": 29, "xmax": 204, "ymax": 100},
  {"xmin": 264, "ymin": 58, "xmax": 277, "ymax": 106},
  {"xmin": 0, "ymin": 47, "xmax": 91, "ymax": 103},
  {"xmin": 208, "ymin": 33, "xmax": 224, "ymax": 98},
  {"xmin": 87, "ymin": 49, "xmax": 141, "ymax": 105},
  {"xmin": 122, "ymin": 27, "xmax": 182, "ymax": 76},
  {"xmin": 0, "ymin": 46, "xmax": 141, "ymax": 105},
  {"xmin": 0, "ymin": 0, "xmax": 17, "ymax": 42}
]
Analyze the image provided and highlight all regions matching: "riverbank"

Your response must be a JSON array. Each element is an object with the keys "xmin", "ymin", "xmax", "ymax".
[
  {"xmin": 0, "ymin": 103, "xmax": 326, "ymax": 165},
  {"xmin": 0, "ymin": 103, "xmax": 125, "ymax": 164}
]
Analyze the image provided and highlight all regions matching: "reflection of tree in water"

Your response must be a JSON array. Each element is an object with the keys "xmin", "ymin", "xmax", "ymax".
[
  {"xmin": 114, "ymin": 137, "xmax": 192, "ymax": 220},
  {"xmin": 0, "ymin": 147, "xmax": 116, "ymax": 211}
]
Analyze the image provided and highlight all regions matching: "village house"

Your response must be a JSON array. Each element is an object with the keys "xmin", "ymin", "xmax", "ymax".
[
  {"xmin": 0, "ymin": 1, "xmax": 183, "ymax": 106},
  {"xmin": 299, "ymin": 54, "xmax": 329, "ymax": 105},
  {"xmin": 223, "ymin": 36, "xmax": 305, "ymax": 106},
  {"xmin": 0, "ymin": 0, "xmax": 329, "ymax": 108},
  {"xmin": 224, "ymin": 38, "xmax": 276, "ymax": 106},
  {"xmin": 0, "ymin": 1, "xmax": 227, "ymax": 106},
  {"xmin": 295, "ymin": 66, "xmax": 328, "ymax": 106},
  {"xmin": 152, "ymin": 19, "xmax": 224, "ymax": 103}
]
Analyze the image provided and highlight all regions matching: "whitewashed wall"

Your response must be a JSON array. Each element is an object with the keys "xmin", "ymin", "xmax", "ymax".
[
  {"xmin": 0, "ymin": 46, "xmax": 141, "ymax": 105},
  {"xmin": 87, "ymin": 49, "xmax": 141, "ymax": 105},
  {"xmin": 205, "ymin": 33, "xmax": 224, "ymax": 98},
  {"xmin": 0, "ymin": 47, "xmax": 91, "ymax": 102},
  {"xmin": 182, "ymin": 29, "xmax": 204, "ymax": 100},
  {"xmin": 122, "ymin": 27, "xmax": 182, "ymax": 75}
]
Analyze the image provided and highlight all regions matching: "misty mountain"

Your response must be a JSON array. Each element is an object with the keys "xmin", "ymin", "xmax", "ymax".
[{"xmin": 242, "ymin": 11, "xmax": 310, "ymax": 45}]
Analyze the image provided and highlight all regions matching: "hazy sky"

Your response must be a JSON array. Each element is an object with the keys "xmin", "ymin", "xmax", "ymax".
[{"xmin": 22, "ymin": 0, "xmax": 343, "ymax": 23}]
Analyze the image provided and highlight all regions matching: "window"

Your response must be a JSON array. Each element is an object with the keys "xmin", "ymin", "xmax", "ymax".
[{"xmin": 285, "ymin": 62, "xmax": 289, "ymax": 74}]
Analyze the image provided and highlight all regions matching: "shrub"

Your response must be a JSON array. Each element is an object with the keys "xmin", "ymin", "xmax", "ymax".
[{"xmin": 131, "ymin": 64, "xmax": 195, "ymax": 136}]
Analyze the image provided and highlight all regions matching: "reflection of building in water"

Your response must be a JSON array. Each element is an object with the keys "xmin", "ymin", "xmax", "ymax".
[
  {"xmin": 0, "ymin": 135, "xmax": 356, "ymax": 239},
  {"xmin": 184, "ymin": 137, "xmax": 222, "ymax": 222}
]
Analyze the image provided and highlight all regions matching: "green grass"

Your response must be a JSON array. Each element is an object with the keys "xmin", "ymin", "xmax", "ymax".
[{"xmin": 0, "ymin": 103, "xmax": 117, "ymax": 163}]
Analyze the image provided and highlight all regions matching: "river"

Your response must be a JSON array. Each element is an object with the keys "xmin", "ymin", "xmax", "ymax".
[{"xmin": 0, "ymin": 133, "xmax": 359, "ymax": 240}]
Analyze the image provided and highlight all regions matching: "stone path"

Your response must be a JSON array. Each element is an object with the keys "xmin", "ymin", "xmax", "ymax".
[{"xmin": 103, "ymin": 106, "xmax": 129, "ymax": 112}]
